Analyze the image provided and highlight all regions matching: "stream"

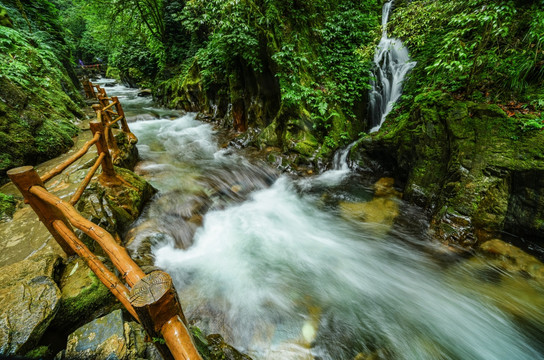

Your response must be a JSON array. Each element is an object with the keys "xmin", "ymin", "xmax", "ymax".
[{"xmin": 94, "ymin": 79, "xmax": 544, "ymax": 360}]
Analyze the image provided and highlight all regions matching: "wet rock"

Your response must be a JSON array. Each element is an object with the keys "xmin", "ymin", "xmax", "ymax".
[
  {"xmin": 114, "ymin": 131, "xmax": 139, "ymax": 170},
  {"xmin": 480, "ymin": 239, "xmax": 544, "ymax": 281},
  {"xmin": 76, "ymin": 167, "xmax": 156, "ymax": 252},
  {"xmin": 138, "ymin": 89, "xmax": 152, "ymax": 97},
  {"xmin": 49, "ymin": 258, "xmax": 116, "ymax": 334},
  {"xmin": 0, "ymin": 253, "xmax": 62, "ymax": 355},
  {"xmin": 339, "ymin": 177, "xmax": 401, "ymax": 230},
  {"xmin": 207, "ymin": 334, "xmax": 252, "ymax": 360},
  {"xmin": 353, "ymin": 92, "xmax": 544, "ymax": 248},
  {"xmin": 65, "ymin": 309, "xmax": 157, "ymax": 360}
]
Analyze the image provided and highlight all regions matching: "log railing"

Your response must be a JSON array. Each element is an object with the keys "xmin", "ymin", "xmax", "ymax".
[
  {"xmin": 84, "ymin": 81, "xmax": 137, "ymax": 163},
  {"xmin": 8, "ymin": 108, "xmax": 202, "ymax": 359}
]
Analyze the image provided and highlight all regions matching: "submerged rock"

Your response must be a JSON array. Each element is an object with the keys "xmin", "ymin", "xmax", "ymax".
[
  {"xmin": 0, "ymin": 253, "xmax": 62, "ymax": 355},
  {"xmin": 339, "ymin": 177, "xmax": 402, "ymax": 231},
  {"xmin": 480, "ymin": 239, "xmax": 544, "ymax": 281}
]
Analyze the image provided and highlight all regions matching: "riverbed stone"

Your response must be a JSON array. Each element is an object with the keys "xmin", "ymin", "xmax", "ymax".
[
  {"xmin": 0, "ymin": 253, "xmax": 62, "ymax": 355},
  {"xmin": 480, "ymin": 239, "xmax": 544, "ymax": 281},
  {"xmin": 65, "ymin": 309, "xmax": 153, "ymax": 360},
  {"xmin": 339, "ymin": 177, "xmax": 401, "ymax": 230}
]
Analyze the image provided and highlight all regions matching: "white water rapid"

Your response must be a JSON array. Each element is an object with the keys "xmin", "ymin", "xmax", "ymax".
[
  {"xmin": 368, "ymin": 1, "xmax": 416, "ymax": 133},
  {"xmin": 95, "ymin": 79, "xmax": 544, "ymax": 360}
]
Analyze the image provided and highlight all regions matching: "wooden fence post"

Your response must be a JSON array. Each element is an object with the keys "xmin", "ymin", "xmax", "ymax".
[
  {"xmin": 7, "ymin": 166, "xmax": 76, "ymax": 256},
  {"xmin": 89, "ymin": 120, "xmax": 119, "ymax": 184},
  {"xmin": 111, "ymin": 96, "xmax": 137, "ymax": 144},
  {"xmin": 130, "ymin": 271, "xmax": 202, "ymax": 360},
  {"xmin": 92, "ymin": 104, "xmax": 120, "ymax": 163}
]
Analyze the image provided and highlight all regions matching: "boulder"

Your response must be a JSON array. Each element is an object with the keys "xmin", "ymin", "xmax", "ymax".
[
  {"xmin": 339, "ymin": 177, "xmax": 401, "ymax": 231},
  {"xmin": 64, "ymin": 309, "xmax": 160, "ymax": 360},
  {"xmin": 75, "ymin": 167, "xmax": 156, "ymax": 252},
  {"xmin": 480, "ymin": 239, "xmax": 544, "ymax": 281},
  {"xmin": 138, "ymin": 89, "xmax": 152, "ymax": 97},
  {"xmin": 0, "ymin": 253, "xmax": 62, "ymax": 355},
  {"xmin": 353, "ymin": 92, "xmax": 544, "ymax": 248},
  {"xmin": 48, "ymin": 258, "xmax": 116, "ymax": 334}
]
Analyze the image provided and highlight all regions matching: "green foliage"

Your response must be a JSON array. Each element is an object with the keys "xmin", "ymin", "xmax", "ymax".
[
  {"xmin": 391, "ymin": 0, "xmax": 544, "ymax": 100},
  {"xmin": 0, "ymin": 8, "xmax": 81, "ymax": 183}
]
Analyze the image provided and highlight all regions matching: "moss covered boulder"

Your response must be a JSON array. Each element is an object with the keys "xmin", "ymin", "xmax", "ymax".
[
  {"xmin": 354, "ymin": 92, "xmax": 544, "ymax": 247},
  {"xmin": 48, "ymin": 258, "xmax": 116, "ymax": 334},
  {"xmin": 76, "ymin": 167, "xmax": 156, "ymax": 250}
]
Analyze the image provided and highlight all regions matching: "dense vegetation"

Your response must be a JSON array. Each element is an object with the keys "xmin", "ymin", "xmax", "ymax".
[
  {"xmin": 388, "ymin": 0, "xmax": 544, "ymax": 128},
  {"xmin": 61, "ymin": 0, "xmax": 381, "ymax": 161},
  {"xmin": 0, "ymin": 0, "xmax": 83, "ymax": 187}
]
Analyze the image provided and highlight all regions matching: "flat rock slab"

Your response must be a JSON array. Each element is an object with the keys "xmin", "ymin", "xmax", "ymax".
[{"xmin": 0, "ymin": 253, "xmax": 62, "ymax": 355}]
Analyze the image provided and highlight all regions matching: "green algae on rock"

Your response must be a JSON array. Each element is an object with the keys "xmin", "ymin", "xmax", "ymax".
[{"xmin": 353, "ymin": 92, "xmax": 544, "ymax": 248}]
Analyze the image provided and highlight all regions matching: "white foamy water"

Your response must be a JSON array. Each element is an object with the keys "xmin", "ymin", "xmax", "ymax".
[
  {"xmin": 97, "ymin": 79, "xmax": 544, "ymax": 360},
  {"xmin": 155, "ymin": 178, "xmax": 543, "ymax": 360},
  {"xmin": 368, "ymin": 1, "xmax": 416, "ymax": 133}
]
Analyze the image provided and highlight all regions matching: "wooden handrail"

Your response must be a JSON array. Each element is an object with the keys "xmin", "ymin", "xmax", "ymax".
[
  {"xmin": 51, "ymin": 219, "xmax": 139, "ymax": 320},
  {"xmin": 41, "ymin": 133, "xmax": 100, "ymax": 183},
  {"xmin": 30, "ymin": 185, "xmax": 145, "ymax": 286},
  {"xmin": 8, "ymin": 165, "xmax": 203, "ymax": 360},
  {"xmin": 69, "ymin": 152, "xmax": 105, "ymax": 205},
  {"xmin": 102, "ymin": 100, "xmax": 118, "ymax": 112},
  {"xmin": 110, "ymin": 115, "xmax": 124, "ymax": 126},
  {"xmin": 11, "ymin": 80, "xmax": 201, "ymax": 359}
]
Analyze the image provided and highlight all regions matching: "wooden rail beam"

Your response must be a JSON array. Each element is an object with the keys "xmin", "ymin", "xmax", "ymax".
[
  {"xmin": 51, "ymin": 219, "xmax": 139, "ymax": 320},
  {"xmin": 7, "ymin": 166, "xmax": 75, "ymax": 256},
  {"xmin": 89, "ymin": 119, "xmax": 119, "ymax": 184},
  {"xmin": 29, "ymin": 185, "xmax": 145, "ymax": 287},
  {"xmin": 130, "ymin": 271, "xmax": 202, "ymax": 360},
  {"xmin": 41, "ymin": 132, "xmax": 100, "ymax": 183}
]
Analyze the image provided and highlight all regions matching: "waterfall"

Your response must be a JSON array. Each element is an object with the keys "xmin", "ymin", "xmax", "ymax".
[{"xmin": 368, "ymin": 1, "xmax": 416, "ymax": 133}]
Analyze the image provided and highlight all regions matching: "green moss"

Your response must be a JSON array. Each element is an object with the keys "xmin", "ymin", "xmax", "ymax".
[
  {"xmin": 58, "ymin": 271, "xmax": 113, "ymax": 322},
  {"xmin": 24, "ymin": 346, "xmax": 51, "ymax": 359},
  {"xmin": 0, "ymin": 192, "xmax": 15, "ymax": 219},
  {"xmin": 106, "ymin": 66, "xmax": 121, "ymax": 79}
]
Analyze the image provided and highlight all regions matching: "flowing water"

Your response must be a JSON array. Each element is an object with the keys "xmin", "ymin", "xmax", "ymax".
[
  {"xmin": 94, "ymin": 79, "xmax": 544, "ymax": 360},
  {"xmin": 368, "ymin": 1, "xmax": 416, "ymax": 133}
]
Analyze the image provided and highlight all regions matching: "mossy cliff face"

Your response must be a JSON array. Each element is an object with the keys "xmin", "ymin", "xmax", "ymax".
[
  {"xmin": 0, "ymin": 16, "xmax": 84, "ymax": 185},
  {"xmin": 353, "ymin": 92, "xmax": 544, "ymax": 247}
]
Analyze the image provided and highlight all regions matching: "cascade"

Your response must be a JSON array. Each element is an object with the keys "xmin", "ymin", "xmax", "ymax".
[{"xmin": 368, "ymin": 1, "xmax": 416, "ymax": 132}]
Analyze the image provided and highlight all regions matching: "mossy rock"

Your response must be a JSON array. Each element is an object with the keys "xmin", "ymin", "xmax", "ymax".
[
  {"xmin": 190, "ymin": 325, "xmax": 254, "ymax": 360},
  {"xmin": 49, "ymin": 258, "xmax": 116, "ymax": 334},
  {"xmin": 76, "ymin": 167, "xmax": 157, "ymax": 252},
  {"xmin": 355, "ymin": 92, "xmax": 544, "ymax": 247},
  {"xmin": 0, "ymin": 192, "xmax": 15, "ymax": 220}
]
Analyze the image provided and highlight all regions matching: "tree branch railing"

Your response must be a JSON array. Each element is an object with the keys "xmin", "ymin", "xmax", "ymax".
[
  {"xmin": 84, "ymin": 81, "xmax": 138, "ymax": 164},
  {"xmin": 8, "ymin": 104, "xmax": 202, "ymax": 359}
]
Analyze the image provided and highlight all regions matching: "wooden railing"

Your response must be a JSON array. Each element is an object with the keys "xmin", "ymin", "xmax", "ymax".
[
  {"xmin": 8, "ymin": 97, "xmax": 202, "ymax": 360},
  {"xmin": 83, "ymin": 81, "xmax": 138, "ymax": 164}
]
